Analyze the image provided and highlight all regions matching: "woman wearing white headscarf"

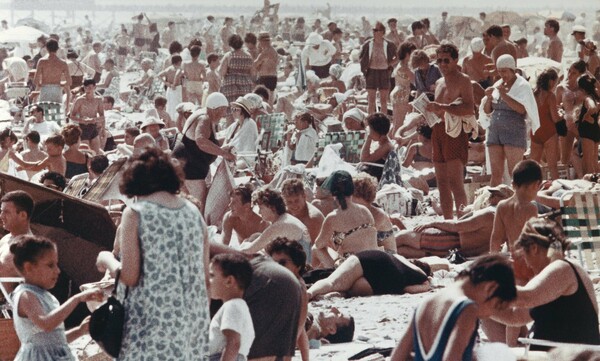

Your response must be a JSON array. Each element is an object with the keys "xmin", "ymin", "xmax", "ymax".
[{"xmin": 482, "ymin": 54, "xmax": 539, "ymax": 186}]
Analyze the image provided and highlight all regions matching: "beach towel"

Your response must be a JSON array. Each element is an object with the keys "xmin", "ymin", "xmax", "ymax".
[
  {"xmin": 479, "ymin": 74, "xmax": 540, "ymax": 133},
  {"xmin": 205, "ymin": 158, "xmax": 235, "ymax": 230},
  {"xmin": 376, "ymin": 183, "xmax": 413, "ymax": 216},
  {"xmin": 378, "ymin": 150, "xmax": 403, "ymax": 190},
  {"xmin": 444, "ymin": 98, "xmax": 479, "ymax": 139}
]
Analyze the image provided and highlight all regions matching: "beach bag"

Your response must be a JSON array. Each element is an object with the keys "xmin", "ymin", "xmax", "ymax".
[
  {"xmin": 89, "ymin": 271, "xmax": 127, "ymax": 358},
  {"xmin": 376, "ymin": 183, "xmax": 413, "ymax": 216}
]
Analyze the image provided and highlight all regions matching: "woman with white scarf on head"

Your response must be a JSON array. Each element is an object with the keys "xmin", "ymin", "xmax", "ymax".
[{"xmin": 481, "ymin": 54, "xmax": 540, "ymax": 186}]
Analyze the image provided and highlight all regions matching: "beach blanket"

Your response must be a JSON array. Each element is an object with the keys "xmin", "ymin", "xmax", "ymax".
[
  {"xmin": 378, "ymin": 150, "xmax": 403, "ymax": 190},
  {"xmin": 205, "ymin": 158, "xmax": 235, "ymax": 230}
]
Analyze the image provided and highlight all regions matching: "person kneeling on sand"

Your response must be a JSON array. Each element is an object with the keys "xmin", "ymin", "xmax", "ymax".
[
  {"xmin": 395, "ymin": 184, "xmax": 513, "ymax": 258},
  {"xmin": 390, "ymin": 254, "xmax": 517, "ymax": 361}
]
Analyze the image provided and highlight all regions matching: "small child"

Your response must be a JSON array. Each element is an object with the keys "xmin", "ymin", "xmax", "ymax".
[
  {"xmin": 0, "ymin": 128, "xmax": 18, "ymax": 173},
  {"xmin": 153, "ymin": 95, "xmax": 175, "ymax": 128},
  {"xmin": 286, "ymin": 111, "xmax": 318, "ymax": 165},
  {"xmin": 10, "ymin": 134, "xmax": 67, "ymax": 176},
  {"xmin": 183, "ymin": 45, "xmax": 207, "ymax": 105},
  {"xmin": 208, "ymin": 254, "xmax": 255, "ymax": 361},
  {"xmin": 206, "ymin": 53, "xmax": 222, "ymax": 96},
  {"xmin": 20, "ymin": 131, "xmax": 48, "ymax": 180},
  {"xmin": 10, "ymin": 235, "xmax": 102, "ymax": 360}
]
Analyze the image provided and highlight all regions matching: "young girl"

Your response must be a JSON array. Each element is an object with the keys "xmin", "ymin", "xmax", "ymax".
[
  {"xmin": 208, "ymin": 254, "xmax": 255, "ymax": 361},
  {"xmin": 9, "ymin": 235, "xmax": 101, "ymax": 361},
  {"xmin": 286, "ymin": 111, "xmax": 318, "ymax": 165}
]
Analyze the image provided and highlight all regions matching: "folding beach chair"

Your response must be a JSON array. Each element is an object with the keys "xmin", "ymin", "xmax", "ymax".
[
  {"xmin": 317, "ymin": 86, "xmax": 338, "ymax": 103},
  {"xmin": 518, "ymin": 337, "xmax": 600, "ymax": 358},
  {"xmin": 313, "ymin": 131, "xmax": 366, "ymax": 165},
  {"xmin": 257, "ymin": 112, "xmax": 287, "ymax": 152},
  {"xmin": 27, "ymin": 101, "xmax": 65, "ymax": 126},
  {"xmin": 560, "ymin": 189, "xmax": 600, "ymax": 274},
  {"xmin": 83, "ymin": 158, "xmax": 128, "ymax": 204},
  {"xmin": 5, "ymin": 83, "xmax": 30, "ymax": 109}
]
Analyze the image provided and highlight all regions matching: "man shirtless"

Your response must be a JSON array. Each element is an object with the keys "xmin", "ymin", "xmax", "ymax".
[
  {"xmin": 281, "ymin": 178, "xmax": 324, "ymax": 243},
  {"xmin": 396, "ymin": 185, "xmax": 513, "ymax": 258},
  {"xmin": 83, "ymin": 42, "xmax": 103, "ymax": 83},
  {"xmin": 486, "ymin": 25, "xmax": 517, "ymax": 63},
  {"xmin": 69, "ymin": 78, "xmax": 105, "ymax": 154},
  {"xmin": 254, "ymin": 32, "xmax": 279, "ymax": 94},
  {"xmin": 34, "ymin": 39, "xmax": 71, "ymax": 108},
  {"xmin": 183, "ymin": 45, "xmax": 206, "ymax": 105},
  {"xmin": 221, "ymin": 184, "xmax": 269, "ymax": 246},
  {"xmin": 425, "ymin": 43, "xmax": 474, "ymax": 219},
  {"xmin": 0, "ymin": 191, "xmax": 34, "ymax": 294},
  {"xmin": 544, "ymin": 19, "xmax": 563, "ymax": 63},
  {"xmin": 461, "ymin": 37, "xmax": 493, "ymax": 89}
]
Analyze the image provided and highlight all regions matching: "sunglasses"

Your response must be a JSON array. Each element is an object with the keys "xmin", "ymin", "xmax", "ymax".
[
  {"xmin": 373, "ymin": 28, "xmax": 383, "ymax": 33},
  {"xmin": 231, "ymin": 107, "xmax": 241, "ymax": 112},
  {"xmin": 436, "ymin": 58, "xmax": 452, "ymax": 65}
]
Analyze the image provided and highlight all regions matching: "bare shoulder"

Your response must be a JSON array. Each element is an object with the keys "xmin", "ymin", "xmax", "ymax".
[{"xmin": 307, "ymin": 202, "xmax": 325, "ymax": 220}]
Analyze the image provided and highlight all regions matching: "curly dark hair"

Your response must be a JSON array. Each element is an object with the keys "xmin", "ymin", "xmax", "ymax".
[
  {"xmin": 211, "ymin": 253, "xmax": 253, "ymax": 291},
  {"xmin": 252, "ymin": 186, "xmax": 287, "ymax": 215},
  {"xmin": 457, "ymin": 254, "xmax": 517, "ymax": 303},
  {"xmin": 228, "ymin": 34, "xmax": 244, "ymax": 50},
  {"xmin": 266, "ymin": 237, "xmax": 307, "ymax": 275},
  {"xmin": 119, "ymin": 148, "xmax": 183, "ymax": 197},
  {"xmin": 398, "ymin": 42, "xmax": 417, "ymax": 61},
  {"xmin": 61, "ymin": 124, "xmax": 82, "ymax": 146},
  {"xmin": 10, "ymin": 235, "xmax": 56, "ymax": 272},
  {"xmin": 231, "ymin": 183, "xmax": 255, "ymax": 204},
  {"xmin": 366, "ymin": 112, "xmax": 391, "ymax": 135}
]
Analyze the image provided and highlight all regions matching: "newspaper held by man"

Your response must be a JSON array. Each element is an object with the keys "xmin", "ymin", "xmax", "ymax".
[{"xmin": 411, "ymin": 92, "xmax": 442, "ymax": 127}]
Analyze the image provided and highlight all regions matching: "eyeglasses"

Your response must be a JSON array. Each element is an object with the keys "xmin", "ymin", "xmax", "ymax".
[
  {"xmin": 436, "ymin": 58, "xmax": 452, "ymax": 65},
  {"xmin": 231, "ymin": 107, "xmax": 241, "ymax": 112}
]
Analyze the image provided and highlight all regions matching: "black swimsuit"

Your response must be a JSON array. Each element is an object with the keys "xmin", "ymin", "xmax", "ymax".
[
  {"xmin": 577, "ymin": 104, "xmax": 600, "ymax": 143},
  {"xmin": 174, "ymin": 126, "xmax": 218, "ymax": 180},
  {"xmin": 357, "ymin": 250, "xmax": 427, "ymax": 295},
  {"xmin": 529, "ymin": 260, "xmax": 600, "ymax": 350}
]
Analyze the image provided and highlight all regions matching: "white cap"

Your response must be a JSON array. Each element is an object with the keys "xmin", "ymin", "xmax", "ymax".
[
  {"xmin": 206, "ymin": 92, "xmax": 229, "ymax": 109},
  {"xmin": 470, "ymin": 37, "xmax": 484, "ymax": 53},
  {"xmin": 496, "ymin": 54, "xmax": 516, "ymax": 70},
  {"xmin": 572, "ymin": 25, "xmax": 586, "ymax": 34},
  {"xmin": 306, "ymin": 32, "xmax": 323, "ymax": 46}
]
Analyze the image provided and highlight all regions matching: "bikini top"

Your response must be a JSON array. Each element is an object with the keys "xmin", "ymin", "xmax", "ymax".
[{"xmin": 332, "ymin": 223, "xmax": 373, "ymax": 247}]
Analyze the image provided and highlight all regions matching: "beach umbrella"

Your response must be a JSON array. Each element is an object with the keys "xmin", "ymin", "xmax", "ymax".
[
  {"xmin": 517, "ymin": 57, "xmax": 562, "ymax": 86},
  {"xmin": 0, "ymin": 173, "xmax": 116, "ymax": 324},
  {"xmin": 486, "ymin": 11, "xmax": 524, "ymax": 27},
  {"xmin": 15, "ymin": 17, "xmax": 51, "ymax": 33},
  {"xmin": 0, "ymin": 26, "xmax": 47, "ymax": 44}
]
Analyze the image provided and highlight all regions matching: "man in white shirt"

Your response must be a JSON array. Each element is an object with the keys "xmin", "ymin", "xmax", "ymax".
[
  {"xmin": 22, "ymin": 105, "xmax": 61, "ymax": 141},
  {"xmin": 301, "ymin": 32, "xmax": 336, "ymax": 79}
]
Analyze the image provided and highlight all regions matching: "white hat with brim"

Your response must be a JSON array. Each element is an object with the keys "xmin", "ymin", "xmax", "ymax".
[
  {"xmin": 572, "ymin": 25, "xmax": 586, "ymax": 34},
  {"xmin": 306, "ymin": 32, "xmax": 323, "ymax": 46},
  {"xmin": 230, "ymin": 97, "xmax": 253, "ymax": 115},
  {"xmin": 206, "ymin": 92, "xmax": 229, "ymax": 109},
  {"xmin": 140, "ymin": 117, "xmax": 165, "ymax": 130}
]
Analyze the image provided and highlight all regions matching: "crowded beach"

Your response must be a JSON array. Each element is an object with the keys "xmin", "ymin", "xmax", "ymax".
[{"xmin": 1, "ymin": 1, "xmax": 600, "ymax": 360}]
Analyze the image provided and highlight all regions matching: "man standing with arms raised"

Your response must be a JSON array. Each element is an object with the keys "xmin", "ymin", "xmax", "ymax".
[
  {"xmin": 425, "ymin": 44, "xmax": 474, "ymax": 219},
  {"xmin": 34, "ymin": 39, "xmax": 71, "ymax": 111}
]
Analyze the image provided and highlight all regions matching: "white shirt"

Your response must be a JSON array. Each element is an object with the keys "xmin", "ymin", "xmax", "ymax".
[
  {"xmin": 208, "ymin": 298, "xmax": 255, "ymax": 357},
  {"xmin": 293, "ymin": 126, "xmax": 318, "ymax": 162},
  {"xmin": 301, "ymin": 40, "xmax": 336, "ymax": 67},
  {"xmin": 224, "ymin": 118, "xmax": 259, "ymax": 154},
  {"xmin": 23, "ymin": 119, "xmax": 61, "ymax": 140}
]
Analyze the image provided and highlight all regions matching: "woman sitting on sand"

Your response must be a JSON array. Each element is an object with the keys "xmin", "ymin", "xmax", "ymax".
[
  {"xmin": 239, "ymin": 187, "xmax": 311, "ymax": 260},
  {"xmin": 307, "ymin": 250, "xmax": 431, "ymax": 299},
  {"xmin": 390, "ymin": 254, "xmax": 517, "ymax": 361},
  {"xmin": 491, "ymin": 218, "xmax": 600, "ymax": 350},
  {"xmin": 359, "ymin": 113, "xmax": 394, "ymax": 181},
  {"xmin": 352, "ymin": 173, "xmax": 397, "ymax": 254},
  {"xmin": 312, "ymin": 170, "xmax": 378, "ymax": 268}
]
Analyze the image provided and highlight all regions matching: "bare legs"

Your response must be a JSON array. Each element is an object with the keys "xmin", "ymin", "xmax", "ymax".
[
  {"xmin": 307, "ymin": 256, "xmax": 373, "ymax": 299},
  {"xmin": 434, "ymin": 159, "xmax": 468, "ymax": 219},
  {"xmin": 367, "ymin": 89, "xmax": 389, "ymax": 115},
  {"xmin": 581, "ymin": 138, "xmax": 599, "ymax": 175},
  {"xmin": 488, "ymin": 145, "xmax": 525, "ymax": 186},
  {"xmin": 184, "ymin": 179, "xmax": 207, "ymax": 215},
  {"xmin": 530, "ymin": 135, "xmax": 559, "ymax": 180}
]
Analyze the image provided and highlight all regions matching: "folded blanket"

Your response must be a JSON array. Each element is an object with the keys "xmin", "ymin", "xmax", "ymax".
[{"xmin": 444, "ymin": 97, "xmax": 479, "ymax": 139}]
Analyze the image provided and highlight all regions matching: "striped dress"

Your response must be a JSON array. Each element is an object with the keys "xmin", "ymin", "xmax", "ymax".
[{"xmin": 220, "ymin": 49, "xmax": 254, "ymax": 103}]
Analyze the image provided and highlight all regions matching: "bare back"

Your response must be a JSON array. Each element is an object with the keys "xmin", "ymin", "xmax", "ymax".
[{"xmin": 36, "ymin": 56, "xmax": 69, "ymax": 85}]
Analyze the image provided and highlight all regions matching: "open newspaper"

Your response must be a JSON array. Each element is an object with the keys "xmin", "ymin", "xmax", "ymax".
[{"xmin": 411, "ymin": 93, "xmax": 442, "ymax": 127}]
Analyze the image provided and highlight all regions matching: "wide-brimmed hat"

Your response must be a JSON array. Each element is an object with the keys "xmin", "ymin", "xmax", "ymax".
[
  {"xmin": 140, "ymin": 117, "xmax": 165, "ymax": 130},
  {"xmin": 230, "ymin": 97, "xmax": 253, "ymax": 115}
]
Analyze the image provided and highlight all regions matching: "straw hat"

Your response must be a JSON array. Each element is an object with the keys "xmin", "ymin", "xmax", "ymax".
[
  {"xmin": 230, "ymin": 97, "xmax": 253, "ymax": 115},
  {"xmin": 140, "ymin": 117, "xmax": 165, "ymax": 130}
]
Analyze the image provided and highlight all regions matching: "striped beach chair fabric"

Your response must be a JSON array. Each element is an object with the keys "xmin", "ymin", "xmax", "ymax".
[
  {"xmin": 27, "ymin": 102, "xmax": 64, "ymax": 126},
  {"xmin": 257, "ymin": 112, "xmax": 287, "ymax": 152},
  {"xmin": 560, "ymin": 190, "xmax": 600, "ymax": 274},
  {"xmin": 313, "ymin": 131, "xmax": 366, "ymax": 165}
]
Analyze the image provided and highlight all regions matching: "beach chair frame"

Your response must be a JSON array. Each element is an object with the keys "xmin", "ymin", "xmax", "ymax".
[
  {"xmin": 313, "ymin": 130, "xmax": 366, "ymax": 165},
  {"xmin": 559, "ymin": 190, "xmax": 600, "ymax": 274},
  {"xmin": 257, "ymin": 112, "xmax": 287, "ymax": 152},
  {"xmin": 26, "ymin": 101, "xmax": 64, "ymax": 126}
]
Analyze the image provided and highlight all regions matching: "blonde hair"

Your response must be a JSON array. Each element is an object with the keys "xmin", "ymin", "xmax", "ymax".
[{"xmin": 352, "ymin": 172, "xmax": 378, "ymax": 203}]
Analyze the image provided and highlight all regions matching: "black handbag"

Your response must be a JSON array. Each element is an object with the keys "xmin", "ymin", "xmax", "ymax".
[{"xmin": 89, "ymin": 270, "xmax": 128, "ymax": 358}]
